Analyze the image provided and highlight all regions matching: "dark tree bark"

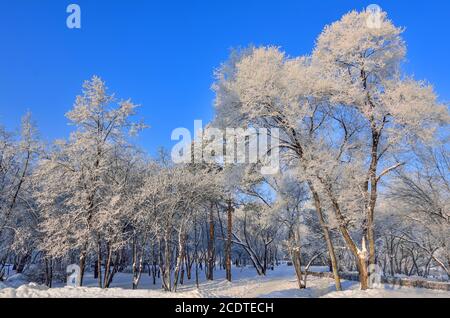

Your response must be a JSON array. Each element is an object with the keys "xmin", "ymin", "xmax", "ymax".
[
  {"xmin": 225, "ymin": 200, "xmax": 233, "ymax": 282},
  {"xmin": 207, "ymin": 204, "xmax": 215, "ymax": 280},
  {"xmin": 44, "ymin": 257, "xmax": 53, "ymax": 288},
  {"xmin": 78, "ymin": 248, "xmax": 87, "ymax": 287},
  {"xmin": 162, "ymin": 229, "xmax": 172, "ymax": 291},
  {"xmin": 308, "ymin": 181, "xmax": 342, "ymax": 291},
  {"xmin": 97, "ymin": 240, "xmax": 103, "ymax": 288}
]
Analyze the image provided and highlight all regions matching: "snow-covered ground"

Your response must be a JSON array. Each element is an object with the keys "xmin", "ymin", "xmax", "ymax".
[{"xmin": 1, "ymin": 265, "xmax": 449, "ymax": 298}]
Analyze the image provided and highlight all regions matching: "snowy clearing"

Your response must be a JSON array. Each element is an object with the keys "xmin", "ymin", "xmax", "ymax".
[{"xmin": 1, "ymin": 266, "xmax": 449, "ymax": 298}]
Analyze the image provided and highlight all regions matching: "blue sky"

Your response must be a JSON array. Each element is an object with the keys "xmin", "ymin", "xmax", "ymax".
[{"xmin": 1, "ymin": 0, "xmax": 449, "ymax": 155}]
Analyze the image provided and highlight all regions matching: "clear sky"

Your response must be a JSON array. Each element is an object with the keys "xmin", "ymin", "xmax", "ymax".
[{"xmin": 1, "ymin": 0, "xmax": 449, "ymax": 155}]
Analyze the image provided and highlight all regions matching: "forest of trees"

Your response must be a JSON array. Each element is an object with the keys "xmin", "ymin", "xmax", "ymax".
[{"xmin": 0, "ymin": 10, "xmax": 448, "ymax": 291}]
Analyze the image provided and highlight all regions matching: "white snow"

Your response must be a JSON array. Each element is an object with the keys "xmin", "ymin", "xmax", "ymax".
[{"xmin": 1, "ymin": 265, "xmax": 449, "ymax": 298}]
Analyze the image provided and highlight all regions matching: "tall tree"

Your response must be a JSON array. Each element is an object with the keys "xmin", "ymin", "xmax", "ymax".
[
  {"xmin": 312, "ymin": 10, "xmax": 448, "ymax": 287},
  {"xmin": 37, "ymin": 76, "xmax": 145, "ymax": 286}
]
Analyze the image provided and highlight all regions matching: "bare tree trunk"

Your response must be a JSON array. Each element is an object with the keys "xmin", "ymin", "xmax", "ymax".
[
  {"xmin": 195, "ymin": 256, "xmax": 199, "ymax": 289},
  {"xmin": 185, "ymin": 245, "xmax": 192, "ymax": 281},
  {"xmin": 180, "ymin": 262, "xmax": 185, "ymax": 285},
  {"xmin": 97, "ymin": 240, "xmax": 103, "ymax": 288},
  {"xmin": 356, "ymin": 254, "xmax": 369, "ymax": 290},
  {"xmin": 152, "ymin": 242, "xmax": 157, "ymax": 285},
  {"xmin": 133, "ymin": 236, "xmax": 144, "ymax": 289},
  {"xmin": 173, "ymin": 228, "xmax": 187, "ymax": 292},
  {"xmin": 132, "ymin": 250, "xmax": 144, "ymax": 290},
  {"xmin": 162, "ymin": 229, "xmax": 171, "ymax": 291},
  {"xmin": 263, "ymin": 241, "xmax": 269, "ymax": 274},
  {"xmin": 158, "ymin": 239, "xmax": 163, "ymax": 280},
  {"xmin": 44, "ymin": 257, "xmax": 53, "ymax": 288},
  {"xmin": 226, "ymin": 200, "xmax": 233, "ymax": 282},
  {"xmin": 308, "ymin": 181, "xmax": 342, "ymax": 291},
  {"xmin": 319, "ymin": 178, "xmax": 369, "ymax": 290},
  {"xmin": 103, "ymin": 243, "xmax": 113, "ymax": 289},
  {"xmin": 194, "ymin": 218, "xmax": 200, "ymax": 289},
  {"xmin": 292, "ymin": 245, "xmax": 304, "ymax": 289},
  {"xmin": 79, "ymin": 248, "xmax": 87, "ymax": 287},
  {"xmin": 207, "ymin": 204, "xmax": 215, "ymax": 280}
]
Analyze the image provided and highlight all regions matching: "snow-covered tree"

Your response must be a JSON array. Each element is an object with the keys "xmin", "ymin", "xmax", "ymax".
[
  {"xmin": 0, "ymin": 113, "xmax": 41, "ymax": 276},
  {"xmin": 212, "ymin": 9, "xmax": 448, "ymax": 289},
  {"xmin": 37, "ymin": 76, "xmax": 146, "ymax": 286},
  {"xmin": 386, "ymin": 146, "xmax": 449, "ymax": 278},
  {"xmin": 310, "ymin": 9, "xmax": 448, "ymax": 288},
  {"xmin": 212, "ymin": 46, "xmax": 343, "ymax": 289}
]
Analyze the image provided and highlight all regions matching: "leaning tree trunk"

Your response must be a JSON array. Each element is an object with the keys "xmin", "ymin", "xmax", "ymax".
[
  {"xmin": 308, "ymin": 181, "xmax": 342, "ymax": 291},
  {"xmin": 324, "ymin": 181, "xmax": 370, "ymax": 290},
  {"xmin": 132, "ymin": 249, "xmax": 144, "ymax": 290},
  {"xmin": 365, "ymin": 126, "xmax": 380, "ymax": 267}
]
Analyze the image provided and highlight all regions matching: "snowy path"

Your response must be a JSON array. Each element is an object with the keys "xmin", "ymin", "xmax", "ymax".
[{"xmin": 194, "ymin": 274, "xmax": 336, "ymax": 298}]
